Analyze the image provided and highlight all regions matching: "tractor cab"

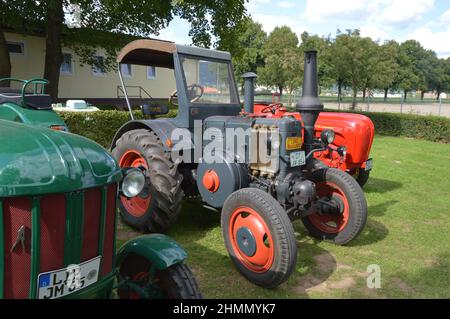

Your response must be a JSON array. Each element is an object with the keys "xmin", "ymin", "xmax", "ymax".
[{"xmin": 117, "ymin": 39, "xmax": 241, "ymax": 128}]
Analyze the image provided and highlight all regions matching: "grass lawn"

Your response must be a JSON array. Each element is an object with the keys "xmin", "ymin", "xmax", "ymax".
[{"xmin": 117, "ymin": 136, "xmax": 450, "ymax": 298}]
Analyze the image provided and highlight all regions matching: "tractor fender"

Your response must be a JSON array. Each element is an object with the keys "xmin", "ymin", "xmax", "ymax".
[
  {"xmin": 111, "ymin": 119, "xmax": 180, "ymax": 152},
  {"xmin": 116, "ymin": 234, "xmax": 188, "ymax": 270}
]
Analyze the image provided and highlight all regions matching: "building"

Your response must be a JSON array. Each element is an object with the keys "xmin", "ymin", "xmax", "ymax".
[{"xmin": 4, "ymin": 31, "xmax": 177, "ymax": 105}]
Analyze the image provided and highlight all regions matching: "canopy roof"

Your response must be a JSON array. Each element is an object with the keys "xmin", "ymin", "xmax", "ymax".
[
  {"xmin": 116, "ymin": 39, "xmax": 177, "ymax": 68},
  {"xmin": 117, "ymin": 39, "xmax": 232, "ymax": 68}
]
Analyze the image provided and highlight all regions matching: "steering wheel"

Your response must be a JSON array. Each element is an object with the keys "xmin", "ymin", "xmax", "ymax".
[
  {"xmin": 169, "ymin": 83, "xmax": 204, "ymax": 106},
  {"xmin": 261, "ymin": 103, "xmax": 284, "ymax": 114}
]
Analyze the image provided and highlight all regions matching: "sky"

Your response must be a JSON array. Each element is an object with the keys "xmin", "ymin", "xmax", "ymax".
[{"xmin": 155, "ymin": 0, "xmax": 450, "ymax": 58}]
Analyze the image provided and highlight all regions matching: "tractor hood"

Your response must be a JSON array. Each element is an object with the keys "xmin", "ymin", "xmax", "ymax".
[{"xmin": 0, "ymin": 120, "xmax": 122, "ymax": 196}]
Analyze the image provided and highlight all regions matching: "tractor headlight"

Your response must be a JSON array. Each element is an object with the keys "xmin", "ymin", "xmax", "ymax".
[
  {"xmin": 320, "ymin": 129, "xmax": 335, "ymax": 145},
  {"xmin": 121, "ymin": 168, "xmax": 146, "ymax": 198}
]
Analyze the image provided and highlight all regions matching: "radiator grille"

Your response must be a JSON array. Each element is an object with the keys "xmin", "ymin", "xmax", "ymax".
[{"xmin": 1, "ymin": 183, "xmax": 118, "ymax": 299}]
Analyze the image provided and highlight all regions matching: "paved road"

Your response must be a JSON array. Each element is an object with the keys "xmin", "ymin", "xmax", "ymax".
[{"xmin": 324, "ymin": 102, "xmax": 450, "ymax": 118}]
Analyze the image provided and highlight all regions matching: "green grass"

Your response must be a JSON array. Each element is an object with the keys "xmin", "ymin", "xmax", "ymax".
[{"xmin": 117, "ymin": 136, "xmax": 450, "ymax": 298}]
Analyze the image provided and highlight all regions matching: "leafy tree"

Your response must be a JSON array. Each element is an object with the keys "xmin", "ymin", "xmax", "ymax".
[
  {"xmin": 231, "ymin": 18, "xmax": 267, "ymax": 88},
  {"xmin": 430, "ymin": 57, "xmax": 450, "ymax": 100},
  {"xmin": 300, "ymin": 31, "xmax": 332, "ymax": 89},
  {"xmin": 396, "ymin": 40, "xmax": 428, "ymax": 100},
  {"xmin": 258, "ymin": 26, "xmax": 300, "ymax": 96},
  {"xmin": 372, "ymin": 40, "xmax": 399, "ymax": 101},
  {"xmin": 1, "ymin": 0, "xmax": 248, "ymax": 100}
]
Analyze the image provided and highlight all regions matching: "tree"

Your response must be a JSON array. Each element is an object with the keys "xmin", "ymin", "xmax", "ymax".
[
  {"xmin": 329, "ymin": 30, "xmax": 377, "ymax": 108},
  {"xmin": 372, "ymin": 40, "xmax": 399, "ymax": 101},
  {"xmin": 258, "ymin": 26, "xmax": 300, "ymax": 96},
  {"xmin": 1, "ymin": 0, "xmax": 248, "ymax": 100},
  {"xmin": 300, "ymin": 31, "xmax": 332, "ymax": 89},
  {"xmin": 430, "ymin": 57, "xmax": 450, "ymax": 100},
  {"xmin": 231, "ymin": 18, "xmax": 267, "ymax": 88},
  {"xmin": 396, "ymin": 40, "xmax": 428, "ymax": 100}
]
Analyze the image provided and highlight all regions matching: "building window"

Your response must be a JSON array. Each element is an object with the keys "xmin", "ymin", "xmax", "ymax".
[
  {"xmin": 120, "ymin": 63, "xmax": 132, "ymax": 78},
  {"xmin": 147, "ymin": 66, "xmax": 156, "ymax": 79},
  {"xmin": 7, "ymin": 41, "xmax": 25, "ymax": 55},
  {"xmin": 92, "ymin": 55, "xmax": 106, "ymax": 76},
  {"xmin": 60, "ymin": 53, "xmax": 73, "ymax": 75}
]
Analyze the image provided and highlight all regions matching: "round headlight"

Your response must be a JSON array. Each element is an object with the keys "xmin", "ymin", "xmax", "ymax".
[
  {"xmin": 121, "ymin": 169, "xmax": 146, "ymax": 198},
  {"xmin": 320, "ymin": 129, "xmax": 335, "ymax": 145}
]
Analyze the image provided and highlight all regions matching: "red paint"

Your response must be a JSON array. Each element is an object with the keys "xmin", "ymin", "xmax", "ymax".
[
  {"xmin": 118, "ymin": 150, "xmax": 151, "ymax": 217},
  {"xmin": 308, "ymin": 181, "xmax": 350, "ymax": 233},
  {"xmin": 202, "ymin": 169, "xmax": 220, "ymax": 192},
  {"xmin": 252, "ymin": 102, "xmax": 375, "ymax": 173},
  {"xmin": 81, "ymin": 188, "xmax": 101, "ymax": 261},
  {"xmin": 40, "ymin": 194, "xmax": 66, "ymax": 273},
  {"xmin": 3, "ymin": 197, "xmax": 32, "ymax": 299},
  {"xmin": 101, "ymin": 184, "xmax": 117, "ymax": 277},
  {"xmin": 228, "ymin": 206, "xmax": 274, "ymax": 273}
]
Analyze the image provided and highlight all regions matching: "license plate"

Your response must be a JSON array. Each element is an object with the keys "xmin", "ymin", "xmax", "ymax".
[
  {"xmin": 365, "ymin": 159, "xmax": 373, "ymax": 171},
  {"xmin": 290, "ymin": 151, "xmax": 306, "ymax": 167},
  {"xmin": 37, "ymin": 256, "xmax": 101, "ymax": 299}
]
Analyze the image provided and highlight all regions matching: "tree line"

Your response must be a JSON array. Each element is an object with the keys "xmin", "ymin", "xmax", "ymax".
[{"xmin": 232, "ymin": 19, "xmax": 450, "ymax": 106}]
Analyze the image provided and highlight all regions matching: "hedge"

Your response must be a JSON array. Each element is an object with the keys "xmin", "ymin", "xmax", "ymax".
[{"xmin": 58, "ymin": 109, "xmax": 450, "ymax": 149}]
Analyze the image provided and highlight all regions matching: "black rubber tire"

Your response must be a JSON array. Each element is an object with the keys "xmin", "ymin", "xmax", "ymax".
[
  {"xmin": 112, "ymin": 129, "xmax": 184, "ymax": 233},
  {"xmin": 302, "ymin": 168, "xmax": 367, "ymax": 245},
  {"xmin": 221, "ymin": 188, "xmax": 297, "ymax": 289},
  {"xmin": 117, "ymin": 253, "xmax": 202, "ymax": 299},
  {"xmin": 354, "ymin": 169, "xmax": 370, "ymax": 187}
]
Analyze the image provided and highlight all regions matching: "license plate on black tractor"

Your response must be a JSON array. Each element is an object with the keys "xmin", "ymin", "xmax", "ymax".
[
  {"xmin": 37, "ymin": 256, "xmax": 101, "ymax": 299},
  {"xmin": 290, "ymin": 151, "xmax": 306, "ymax": 167}
]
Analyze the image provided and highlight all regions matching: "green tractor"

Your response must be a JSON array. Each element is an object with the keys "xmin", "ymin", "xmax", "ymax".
[
  {"xmin": 112, "ymin": 40, "xmax": 368, "ymax": 288},
  {"xmin": 0, "ymin": 78, "xmax": 201, "ymax": 299}
]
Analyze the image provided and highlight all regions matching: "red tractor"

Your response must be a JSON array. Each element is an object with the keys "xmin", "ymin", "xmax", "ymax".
[
  {"xmin": 253, "ymin": 97, "xmax": 374, "ymax": 187},
  {"xmin": 112, "ymin": 40, "xmax": 370, "ymax": 288}
]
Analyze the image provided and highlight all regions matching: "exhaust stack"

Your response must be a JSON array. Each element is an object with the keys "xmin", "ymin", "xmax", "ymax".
[
  {"xmin": 242, "ymin": 72, "xmax": 257, "ymax": 114},
  {"xmin": 296, "ymin": 51, "xmax": 323, "ymax": 165}
]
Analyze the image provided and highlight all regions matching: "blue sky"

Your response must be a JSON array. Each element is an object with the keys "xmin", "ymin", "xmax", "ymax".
[{"xmin": 156, "ymin": 0, "xmax": 450, "ymax": 58}]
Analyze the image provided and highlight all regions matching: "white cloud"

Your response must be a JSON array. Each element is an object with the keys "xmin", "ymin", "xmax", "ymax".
[
  {"xmin": 302, "ymin": 0, "xmax": 374, "ymax": 22},
  {"xmin": 360, "ymin": 25, "xmax": 389, "ymax": 41},
  {"xmin": 252, "ymin": 13, "xmax": 307, "ymax": 38},
  {"xmin": 439, "ymin": 8, "xmax": 450, "ymax": 24},
  {"xmin": 379, "ymin": 0, "xmax": 435, "ymax": 27},
  {"xmin": 277, "ymin": 1, "xmax": 296, "ymax": 8},
  {"xmin": 302, "ymin": 0, "xmax": 435, "ymax": 28},
  {"xmin": 406, "ymin": 26, "xmax": 450, "ymax": 58}
]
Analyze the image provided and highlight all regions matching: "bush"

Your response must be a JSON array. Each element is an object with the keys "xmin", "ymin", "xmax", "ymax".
[
  {"xmin": 58, "ymin": 109, "xmax": 178, "ymax": 148},
  {"xmin": 58, "ymin": 109, "xmax": 450, "ymax": 149},
  {"xmin": 326, "ymin": 110, "xmax": 450, "ymax": 143}
]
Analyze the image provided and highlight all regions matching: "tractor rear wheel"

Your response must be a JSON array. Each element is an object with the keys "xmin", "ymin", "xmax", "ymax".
[
  {"xmin": 302, "ymin": 168, "xmax": 367, "ymax": 245},
  {"xmin": 112, "ymin": 129, "xmax": 183, "ymax": 233},
  {"xmin": 221, "ymin": 188, "xmax": 297, "ymax": 288},
  {"xmin": 117, "ymin": 253, "xmax": 202, "ymax": 299}
]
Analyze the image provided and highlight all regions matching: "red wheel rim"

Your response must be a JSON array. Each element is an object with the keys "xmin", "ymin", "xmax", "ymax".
[
  {"xmin": 228, "ymin": 206, "xmax": 274, "ymax": 273},
  {"xmin": 119, "ymin": 150, "xmax": 150, "ymax": 217},
  {"xmin": 308, "ymin": 181, "xmax": 350, "ymax": 233},
  {"xmin": 129, "ymin": 271, "xmax": 149, "ymax": 299}
]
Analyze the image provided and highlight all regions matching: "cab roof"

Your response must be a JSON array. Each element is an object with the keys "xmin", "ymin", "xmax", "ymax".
[{"xmin": 116, "ymin": 39, "xmax": 231, "ymax": 68}]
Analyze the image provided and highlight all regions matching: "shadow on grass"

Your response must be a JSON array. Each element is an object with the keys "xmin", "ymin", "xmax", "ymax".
[
  {"xmin": 293, "ymin": 240, "xmax": 337, "ymax": 297},
  {"xmin": 364, "ymin": 177, "xmax": 403, "ymax": 194},
  {"xmin": 347, "ymin": 218, "xmax": 389, "ymax": 247},
  {"xmin": 369, "ymin": 199, "xmax": 399, "ymax": 217}
]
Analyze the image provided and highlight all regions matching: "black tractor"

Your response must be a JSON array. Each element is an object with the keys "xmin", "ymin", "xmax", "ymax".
[{"xmin": 112, "ymin": 39, "xmax": 367, "ymax": 288}]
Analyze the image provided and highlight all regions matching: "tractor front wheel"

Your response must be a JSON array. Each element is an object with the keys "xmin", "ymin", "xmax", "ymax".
[
  {"xmin": 303, "ymin": 168, "xmax": 367, "ymax": 245},
  {"xmin": 117, "ymin": 253, "xmax": 202, "ymax": 299},
  {"xmin": 221, "ymin": 188, "xmax": 297, "ymax": 288},
  {"xmin": 112, "ymin": 129, "xmax": 183, "ymax": 233}
]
